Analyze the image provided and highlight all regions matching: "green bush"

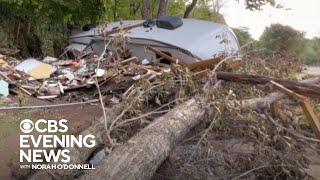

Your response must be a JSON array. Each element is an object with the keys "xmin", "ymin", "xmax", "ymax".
[
  {"xmin": 0, "ymin": 0, "xmax": 107, "ymax": 56},
  {"xmin": 232, "ymin": 27, "xmax": 253, "ymax": 47},
  {"xmin": 259, "ymin": 23, "xmax": 304, "ymax": 55},
  {"xmin": 299, "ymin": 38, "xmax": 320, "ymax": 65}
]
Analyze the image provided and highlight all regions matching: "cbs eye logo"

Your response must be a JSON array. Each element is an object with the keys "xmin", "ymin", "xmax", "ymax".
[{"xmin": 20, "ymin": 119, "xmax": 34, "ymax": 133}]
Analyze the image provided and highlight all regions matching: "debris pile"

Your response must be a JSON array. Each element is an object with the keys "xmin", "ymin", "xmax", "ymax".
[
  {"xmin": 1, "ymin": 34, "xmax": 320, "ymax": 180},
  {"xmin": 0, "ymin": 53, "xmax": 172, "ymax": 102}
]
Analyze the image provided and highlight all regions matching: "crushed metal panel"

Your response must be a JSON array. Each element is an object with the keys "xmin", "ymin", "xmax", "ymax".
[{"xmin": 68, "ymin": 19, "xmax": 241, "ymax": 62}]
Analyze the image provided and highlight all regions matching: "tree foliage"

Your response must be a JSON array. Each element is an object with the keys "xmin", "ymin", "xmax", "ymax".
[
  {"xmin": 299, "ymin": 38, "xmax": 320, "ymax": 65},
  {"xmin": 0, "ymin": 0, "xmax": 281, "ymax": 57},
  {"xmin": 232, "ymin": 27, "xmax": 253, "ymax": 46},
  {"xmin": 0, "ymin": 0, "xmax": 107, "ymax": 56},
  {"xmin": 242, "ymin": 0, "xmax": 276, "ymax": 10},
  {"xmin": 259, "ymin": 24, "xmax": 304, "ymax": 55}
]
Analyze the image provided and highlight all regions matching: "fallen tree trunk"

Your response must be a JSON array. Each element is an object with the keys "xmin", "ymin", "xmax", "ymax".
[
  {"xmin": 78, "ymin": 98, "xmax": 206, "ymax": 180},
  {"xmin": 27, "ymin": 76, "xmax": 320, "ymax": 179},
  {"xmin": 215, "ymin": 72, "xmax": 320, "ymax": 97}
]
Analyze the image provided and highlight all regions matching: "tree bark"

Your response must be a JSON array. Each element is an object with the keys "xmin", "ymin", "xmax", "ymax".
[
  {"xmin": 141, "ymin": 0, "xmax": 152, "ymax": 19},
  {"xmin": 157, "ymin": 0, "xmax": 169, "ymax": 18},
  {"xmin": 183, "ymin": 0, "xmax": 198, "ymax": 18},
  {"xmin": 215, "ymin": 72, "xmax": 320, "ymax": 97},
  {"xmin": 78, "ymin": 98, "xmax": 206, "ymax": 180}
]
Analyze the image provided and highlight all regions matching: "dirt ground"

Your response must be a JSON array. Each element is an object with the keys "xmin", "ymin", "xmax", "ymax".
[{"xmin": 0, "ymin": 96, "xmax": 102, "ymax": 180}]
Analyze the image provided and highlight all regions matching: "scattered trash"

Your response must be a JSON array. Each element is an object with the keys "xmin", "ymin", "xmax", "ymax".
[
  {"xmin": 76, "ymin": 67, "xmax": 86, "ymax": 76},
  {"xmin": 110, "ymin": 97, "xmax": 120, "ymax": 104},
  {"xmin": 43, "ymin": 56, "xmax": 58, "ymax": 63},
  {"xmin": 61, "ymin": 69, "xmax": 75, "ymax": 81},
  {"xmin": 0, "ymin": 55, "xmax": 9, "ymax": 68},
  {"xmin": 95, "ymin": 68, "xmax": 105, "ymax": 77},
  {"xmin": 132, "ymin": 74, "xmax": 141, "ymax": 81},
  {"xmin": 0, "ymin": 80, "xmax": 9, "ymax": 97},
  {"xmin": 2, "ymin": 22, "xmax": 319, "ymax": 180},
  {"xmin": 14, "ymin": 59, "xmax": 56, "ymax": 79},
  {"xmin": 37, "ymin": 95, "xmax": 59, "ymax": 99},
  {"xmin": 141, "ymin": 59, "xmax": 150, "ymax": 65},
  {"xmin": 58, "ymin": 82, "xmax": 64, "ymax": 94}
]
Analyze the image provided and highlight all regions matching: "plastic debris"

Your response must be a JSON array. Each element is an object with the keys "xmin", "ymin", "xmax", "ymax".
[
  {"xmin": 0, "ymin": 80, "xmax": 9, "ymax": 97},
  {"xmin": 95, "ymin": 68, "xmax": 106, "ymax": 77},
  {"xmin": 2, "ymin": 53, "xmax": 171, "ymax": 100},
  {"xmin": 14, "ymin": 59, "xmax": 56, "ymax": 79},
  {"xmin": 142, "ymin": 59, "xmax": 150, "ymax": 65},
  {"xmin": 43, "ymin": 56, "xmax": 58, "ymax": 63},
  {"xmin": 76, "ymin": 67, "xmax": 86, "ymax": 76},
  {"xmin": 61, "ymin": 69, "xmax": 75, "ymax": 81},
  {"xmin": 132, "ymin": 74, "xmax": 141, "ymax": 80},
  {"xmin": 0, "ymin": 55, "xmax": 9, "ymax": 68}
]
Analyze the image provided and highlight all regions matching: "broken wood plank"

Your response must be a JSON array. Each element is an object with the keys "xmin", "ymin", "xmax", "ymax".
[
  {"xmin": 225, "ymin": 58, "xmax": 244, "ymax": 70},
  {"xmin": 120, "ymin": 56, "xmax": 138, "ymax": 65},
  {"xmin": 270, "ymin": 80, "xmax": 320, "ymax": 138},
  {"xmin": 0, "ymin": 71, "xmax": 33, "ymax": 96},
  {"xmin": 146, "ymin": 46, "xmax": 188, "ymax": 67},
  {"xmin": 101, "ymin": 23, "xmax": 143, "ymax": 37},
  {"xmin": 188, "ymin": 57, "xmax": 243, "ymax": 71},
  {"xmin": 187, "ymin": 57, "xmax": 221, "ymax": 71},
  {"xmin": 214, "ymin": 72, "xmax": 320, "ymax": 97},
  {"xmin": 240, "ymin": 76, "xmax": 320, "ymax": 110},
  {"xmin": 79, "ymin": 98, "xmax": 206, "ymax": 180},
  {"xmin": 300, "ymin": 101, "xmax": 320, "ymax": 138},
  {"xmin": 192, "ymin": 69, "xmax": 210, "ymax": 79}
]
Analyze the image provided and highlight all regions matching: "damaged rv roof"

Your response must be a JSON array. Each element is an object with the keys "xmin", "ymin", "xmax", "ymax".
[{"xmin": 69, "ymin": 18, "xmax": 240, "ymax": 61}]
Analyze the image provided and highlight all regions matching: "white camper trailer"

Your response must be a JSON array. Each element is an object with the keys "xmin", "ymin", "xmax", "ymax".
[{"xmin": 67, "ymin": 17, "xmax": 240, "ymax": 64}]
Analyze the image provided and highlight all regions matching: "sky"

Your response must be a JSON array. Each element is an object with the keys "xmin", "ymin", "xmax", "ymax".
[{"xmin": 220, "ymin": 0, "xmax": 320, "ymax": 39}]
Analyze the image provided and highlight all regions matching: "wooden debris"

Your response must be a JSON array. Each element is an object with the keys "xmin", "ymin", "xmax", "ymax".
[
  {"xmin": 120, "ymin": 56, "xmax": 138, "ymax": 65},
  {"xmin": 240, "ymin": 76, "xmax": 320, "ymax": 110},
  {"xmin": 0, "ymin": 71, "xmax": 32, "ymax": 96},
  {"xmin": 224, "ymin": 58, "xmax": 244, "ymax": 69},
  {"xmin": 214, "ymin": 72, "xmax": 320, "ymax": 97},
  {"xmin": 270, "ymin": 80, "xmax": 320, "ymax": 138},
  {"xmin": 101, "ymin": 22, "xmax": 143, "ymax": 37},
  {"xmin": 187, "ymin": 57, "xmax": 221, "ymax": 71},
  {"xmin": 192, "ymin": 69, "xmax": 210, "ymax": 79},
  {"xmin": 146, "ymin": 46, "xmax": 188, "ymax": 67}
]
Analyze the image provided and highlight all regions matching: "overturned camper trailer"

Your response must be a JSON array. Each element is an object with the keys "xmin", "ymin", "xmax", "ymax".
[{"xmin": 67, "ymin": 17, "xmax": 240, "ymax": 64}]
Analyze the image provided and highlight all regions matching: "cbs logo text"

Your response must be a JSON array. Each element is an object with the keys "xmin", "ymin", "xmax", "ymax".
[{"xmin": 20, "ymin": 119, "xmax": 68, "ymax": 133}]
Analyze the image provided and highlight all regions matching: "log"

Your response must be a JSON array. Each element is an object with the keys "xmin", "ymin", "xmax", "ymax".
[
  {"xmin": 240, "ymin": 76, "xmax": 320, "ymax": 110},
  {"xmin": 78, "ymin": 98, "xmax": 206, "ymax": 180},
  {"xmin": 215, "ymin": 72, "xmax": 320, "ymax": 97}
]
